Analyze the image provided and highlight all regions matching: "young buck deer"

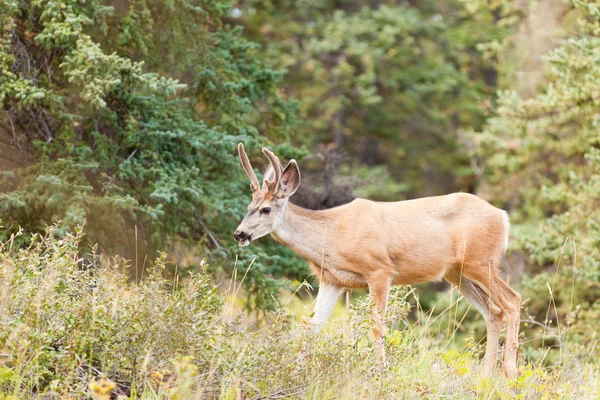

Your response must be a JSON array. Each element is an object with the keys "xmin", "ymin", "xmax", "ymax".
[{"xmin": 234, "ymin": 143, "xmax": 521, "ymax": 378}]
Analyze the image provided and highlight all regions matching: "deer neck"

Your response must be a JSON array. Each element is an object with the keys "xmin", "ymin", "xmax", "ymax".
[{"xmin": 271, "ymin": 203, "xmax": 338, "ymax": 267}]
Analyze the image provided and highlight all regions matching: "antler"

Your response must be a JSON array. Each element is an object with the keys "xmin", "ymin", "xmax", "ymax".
[
  {"xmin": 238, "ymin": 143, "xmax": 260, "ymax": 192},
  {"xmin": 262, "ymin": 147, "xmax": 283, "ymax": 193}
]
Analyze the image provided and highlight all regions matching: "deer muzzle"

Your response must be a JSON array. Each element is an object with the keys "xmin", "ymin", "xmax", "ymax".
[{"xmin": 234, "ymin": 230, "xmax": 252, "ymax": 246}]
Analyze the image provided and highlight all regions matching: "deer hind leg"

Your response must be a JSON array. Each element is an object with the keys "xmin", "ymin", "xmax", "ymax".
[
  {"xmin": 489, "ymin": 275, "xmax": 521, "ymax": 378},
  {"xmin": 444, "ymin": 268, "xmax": 503, "ymax": 377},
  {"xmin": 460, "ymin": 265, "xmax": 521, "ymax": 378},
  {"xmin": 368, "ymin": 277, "xmax": 391, "ymax": 367}
]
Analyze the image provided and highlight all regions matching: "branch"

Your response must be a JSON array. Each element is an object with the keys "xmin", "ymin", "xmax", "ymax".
[
  {"xmin": 38, "ymin": 113, "xmax": 53, "ymax": 142},
  {"xmin": 125, "ymin": 149, "xmax": 137, "ymax": 161},
  {"xmin": 194, "ymin": 211, "xmax": 221, "ymax": 249},
  {"xmin": 503, "ymin": 95, "xmax": 599, "ymax": 121}
]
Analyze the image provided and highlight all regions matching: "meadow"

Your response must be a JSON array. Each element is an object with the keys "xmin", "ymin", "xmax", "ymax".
[{"xmin": 0, "ymin": 226, "xmax": 596, "ymax": 399}]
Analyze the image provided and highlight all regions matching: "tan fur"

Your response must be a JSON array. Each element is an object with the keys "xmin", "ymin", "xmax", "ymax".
[
  {"xmin": 234, "ymin": 145, "xmax": 521, "ymax": 378},
  {"xmin": 274, "ymin": 194, "xmax": 506, "ymax": 287}
]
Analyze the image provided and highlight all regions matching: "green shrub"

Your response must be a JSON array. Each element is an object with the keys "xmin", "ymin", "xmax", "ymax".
[{"xmin": 0, "ymin": 225, "xmax": 222, "ymax": 397}]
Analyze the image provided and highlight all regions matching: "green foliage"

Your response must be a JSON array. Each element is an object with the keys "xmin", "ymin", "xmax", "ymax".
[
  {"xmin": 243, "ymin": 0, "xmax": 519, "ymax": 196},
  {"xmin": 3, "ymin": 0, "xmax": 600, "ymax": 377},
  {"xmin": 0, "ymin": 0, "xmax": 302, "ymax": 309},
  {"xmin": 0, "ymin": 0, "xmax": 525, "ymax": 313},
  {"xmin": 473, "ymin": 0, "xmax": 600, "ymax": 357}
]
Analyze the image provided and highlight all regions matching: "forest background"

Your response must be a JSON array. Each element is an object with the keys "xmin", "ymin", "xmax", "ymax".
[{"xmin": 2, "ymin": 0, "xmax": 600, "ymax": 397}]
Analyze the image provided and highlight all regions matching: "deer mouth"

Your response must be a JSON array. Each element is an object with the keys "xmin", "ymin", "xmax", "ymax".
[{"xmin": 239, "ymin": 235, "xmax": 252, "ymax": 246}]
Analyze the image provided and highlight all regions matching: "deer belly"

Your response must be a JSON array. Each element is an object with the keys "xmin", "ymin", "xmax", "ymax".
[
  {"xmin": 311, "ymin": 264, "xmax": 369, "ymax": 288},
  {"xmin": 391, "ymin": 260, "xmax": 453, "ymax": 285}
]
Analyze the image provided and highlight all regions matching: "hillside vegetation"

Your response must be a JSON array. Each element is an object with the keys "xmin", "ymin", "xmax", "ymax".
[
  {"xmin": 2, "ymin": 0, "xmax": 600, "ymax": 397},
  {"xmin": 0, "ymin": 228, "xmax": 597, "ymax": 399}
]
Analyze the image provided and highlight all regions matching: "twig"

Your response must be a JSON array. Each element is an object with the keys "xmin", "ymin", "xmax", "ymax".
[
  {"xmin": 521, "ymin": 318, "xmax": 547, "ymax": 330},
  {"xmin": 194, "ymin": 211, "xmax": 221, "ymax": 249},
  {"xmin": 125, "ymin": 148, "xmax": 137, "ymax": 161}
]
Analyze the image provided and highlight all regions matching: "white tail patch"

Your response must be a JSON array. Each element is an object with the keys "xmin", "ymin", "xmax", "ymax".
[{"xmin": 502, "ymin": 210, "xmax": 510, "ymax": 253}]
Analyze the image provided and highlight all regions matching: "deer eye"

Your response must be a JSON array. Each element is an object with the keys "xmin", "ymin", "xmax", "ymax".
[{"xmin": 261, "ymin": 207, "xmax": 272, "ymax": 214}]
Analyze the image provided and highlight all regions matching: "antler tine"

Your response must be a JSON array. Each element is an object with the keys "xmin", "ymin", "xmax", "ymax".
[
  {"xmin": 262, "ymin": 147, "xmax": 283, "ymax": 193},
  {"xmin": 238, "ymin": 143, "xmax": 260, "ymax": 192}
]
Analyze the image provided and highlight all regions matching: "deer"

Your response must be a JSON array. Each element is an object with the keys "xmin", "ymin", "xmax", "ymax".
[{"xmin": 233, "ymin": 143, "xmax": 521, "ymax": 378}]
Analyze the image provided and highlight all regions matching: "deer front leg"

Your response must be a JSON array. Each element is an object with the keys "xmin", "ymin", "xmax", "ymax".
[
  {"xmin": 368, "ymin": 278, "xmax": 391, "ymax": 367},
  {"xmin": 311, "ymin": 283, "xmax": 343, "ymax": 331}
]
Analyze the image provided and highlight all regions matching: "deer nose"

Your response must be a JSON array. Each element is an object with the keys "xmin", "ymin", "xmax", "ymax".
[{"xmin": 234, "ymin": 230, "xmax": 248, "ymax": 241}]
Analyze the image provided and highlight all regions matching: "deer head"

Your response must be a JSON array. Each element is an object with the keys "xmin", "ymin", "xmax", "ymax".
[{"xmin": 234, "ymin": 143, "xmax": 301, "ymax": 246}]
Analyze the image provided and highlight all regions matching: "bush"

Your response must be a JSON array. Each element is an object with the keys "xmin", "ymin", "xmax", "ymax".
[{"xmin": 0, "ymin": 225, "xmax": 222, "ymax": 397}]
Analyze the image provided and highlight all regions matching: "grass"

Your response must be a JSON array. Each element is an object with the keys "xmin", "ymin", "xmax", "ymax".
[{"xmin": 0, "ymin": 226, "xmax": 599, "ymax": 399}]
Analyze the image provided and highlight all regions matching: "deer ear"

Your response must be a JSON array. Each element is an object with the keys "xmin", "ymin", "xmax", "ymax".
[{"xmin": 278, "ymin": 160, "xmax": 301, "ymax": 198}]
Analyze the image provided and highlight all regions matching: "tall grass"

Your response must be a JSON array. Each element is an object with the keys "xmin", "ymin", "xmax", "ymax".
[{"xmin": 0, "ymin": 226, "xmax": 598, "ymax": 399}]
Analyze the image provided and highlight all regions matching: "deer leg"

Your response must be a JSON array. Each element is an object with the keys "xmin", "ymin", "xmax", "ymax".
[
  {"xmin": 311, "ymin": 283, "xmax": 343, "ymax": 331},
  {"xmin": 460, "ymin": 266, "xmax": 521, "ymax": 378},
  {"xmin": 444, "ymin": 268, "xmax": 503, "ymax": 377},
  {"xmin": 368, "ymin": 278, "xmax": 391, "ymax": 367},
  {"xmin": 490, "ymin": 276, "xmax": 521, "ymax": 378}
]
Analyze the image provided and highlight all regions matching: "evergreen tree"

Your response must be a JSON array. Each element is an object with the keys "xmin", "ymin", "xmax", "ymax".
[
  {"xmin": 474, "ymin": 0, "xmax": 600, "ymax": 343},
  {"xmin": 0, "ymin": 0, "xmax": 298, "ymax": 309},
  {"xmin": 240, "ymin": 0, "xmax": 518, "ymax": 197}
]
